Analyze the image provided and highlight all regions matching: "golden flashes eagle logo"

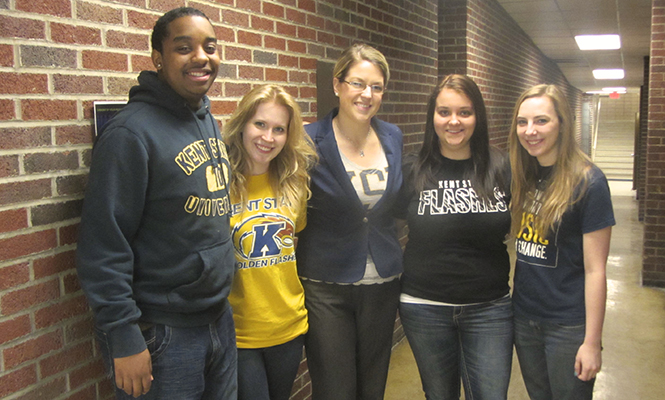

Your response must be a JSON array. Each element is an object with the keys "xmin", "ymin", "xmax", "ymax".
[{"xmin": 232, "ymin": 213, "xmax": 295, "ymax": 261}]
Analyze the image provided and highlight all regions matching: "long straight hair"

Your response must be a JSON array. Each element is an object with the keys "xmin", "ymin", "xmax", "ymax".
[
  {"xmin": 412, "ymin": 74, "xmax": 507, "ymax": 201},
  {"xmin": 509, "ymin": 84, "xmax": 590, "ymax": 237},
  {"xmin": 223, "ymin": 85, "xmax": 318, "ymax": 215}
]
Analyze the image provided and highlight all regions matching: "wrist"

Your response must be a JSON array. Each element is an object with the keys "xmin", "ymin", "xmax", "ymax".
[{"xmin": 582, "ymin": 339, "xmax": 602, "ymax": 349}]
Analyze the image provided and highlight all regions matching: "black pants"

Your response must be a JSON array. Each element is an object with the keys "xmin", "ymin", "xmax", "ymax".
[{"xmin": 301, "ymin": 279, "xmax": 400, "ymax": 400}]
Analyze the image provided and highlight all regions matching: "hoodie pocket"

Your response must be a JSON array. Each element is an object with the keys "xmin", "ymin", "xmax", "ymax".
[{"xmin": 166, "ymin": 238, "xmax": 235, "ymax": 310}]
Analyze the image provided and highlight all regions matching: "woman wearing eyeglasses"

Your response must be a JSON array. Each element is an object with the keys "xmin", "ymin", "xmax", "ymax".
[{"xmin": 296, "ymin": 43, "xmax": 403, "ymax": 400}]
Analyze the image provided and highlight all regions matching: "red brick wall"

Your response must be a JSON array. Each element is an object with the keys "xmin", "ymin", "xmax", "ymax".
[
  {"xmin": 637, "ymin": 56, "xmax": 649, "ymax": 220},
  {"xmin": 644, "ymin": 0, "xmax": 665, "ymax": 288},
  {"xmin": 2, "ymin": 0, "xmax": 643, "ymax": 398},
  {"xmin": 439, "ymin": 0, "xmax": 583, "ymax": 150},
  {"xmin": 0, "ymin": 1, "xmax": 438, "ymax": 399}
]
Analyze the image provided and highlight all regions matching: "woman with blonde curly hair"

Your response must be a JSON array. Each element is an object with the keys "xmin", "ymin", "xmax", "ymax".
[
  {"xmin": 509, "ymin": 84, "xmax": 614, "ymax": 400},
  {"xmin": 223, "ymin": 84, "xmax": 317, "ymax": 400}
]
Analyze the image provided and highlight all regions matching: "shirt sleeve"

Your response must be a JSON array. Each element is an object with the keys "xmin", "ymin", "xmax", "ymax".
[
  {"xmin": 296, "ymin": 203, "xmax": 307, "ymax": 233},
  {"xmin": 581, "ymin": 166, "xmax": 616, "ymax": 234},
  {"xmin": 392, "ymin": 154, "xmax": 417, "ymax": 220},
  {"xmin": 76, "ymin": 127, "xmax": 149, "ymax": 359}
]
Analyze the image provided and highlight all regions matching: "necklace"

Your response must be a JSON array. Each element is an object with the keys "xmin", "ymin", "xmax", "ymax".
[{"xmin": 335, "ymin": 119, "xmax": 372, "ymax": 157}]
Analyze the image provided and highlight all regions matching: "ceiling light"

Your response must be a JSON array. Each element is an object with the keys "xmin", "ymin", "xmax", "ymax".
[
  {"xmin": 585, "ymin": 91, "xmax": 615, "ymax": 95},
  {"xmin": 575, "ymin": 34, "xmax": 621, "ymax": 50},
  {"xmin": 602, "ymin": 87, "xmax": 626, "ymax": 93},
  {"xmin": 593, "ymin": 69, "xmax": 624, "ymax": 80}
]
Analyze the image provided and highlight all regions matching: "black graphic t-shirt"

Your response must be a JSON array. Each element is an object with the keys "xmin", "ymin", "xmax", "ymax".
[
  {"xmin": 400, "ymin": 156, "xmax": 511, "ymax": 304},
  {"xmin": 513, "ymin": 164, "xmax": 615, "ymax": 324}
]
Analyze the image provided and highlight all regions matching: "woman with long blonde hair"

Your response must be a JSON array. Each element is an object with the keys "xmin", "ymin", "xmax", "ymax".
[
  {"xmin": 223, "ymin": 84, "xmax": 317, "ymax": 400},
  {"xmin": 509, "ymin": 84, "xmax": 614, "ymax": 400}
]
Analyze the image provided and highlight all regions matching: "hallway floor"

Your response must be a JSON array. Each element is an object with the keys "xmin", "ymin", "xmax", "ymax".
[{"xmin": 384, "ymin": 181, "xmax": 665, "ymax": 399}]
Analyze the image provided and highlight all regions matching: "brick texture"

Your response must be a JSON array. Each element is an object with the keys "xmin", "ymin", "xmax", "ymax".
[
  {"xmin": 0, "ymin": 262, "xmax": 30, "ymax": 291},
  {"xmin": 439, "ymin": 0, "xmax": 583, "ymax": 152},
  {"xmin": 0, "ymin": 155, "xmax": 19, "ymax": 178},
  {"xmin": 0, "ymin": 314, "xmax": 32, "ymax": 345},
  {"xmin": 0, "ymin": 127, "xmax": 51, "ymax": 150},
  {"xmin": 0, "ymin": 0, "xmax": 656, "ymax": 399},
  {"xmin": 638, "ymin": 56, "xmax": 649, "ymax": 221},
  {"xmin": 33, "ymin": 251, "xmax": 77, "ymax": 279},
  {"xmin": 51, "ymin": 22, "xmax": 102, "ymax": 45},
  {"xmin": 644, "ymin": 0, "xmax": 665, "ymax": 287},
  {"xmin": 21, "ymin": 100, "xmax": 78, "ymax": 121},
  {"xmin": 8, "ymin": 377, "xmax": 68, "ymax": 400},
  {"xmin": 0, "ymin": 365, "xmax": 38, "ymax": 398},
  {"xmin": 1, "ymin": 278, "xmax": 60, "ymax": 315},
  {"xmin": 0, "ymin": 44, "xmax": 12, "ymax": 66},
  {"xmin": 0, "ymin": 15, "xmax": 45, "ymax": 39},
  {"xmin": 3, "ymin": 330, "xmax": 64, "ymax": 369},
  {"xmin": 0, "ymin": 72, "xmax": 48, "ymax": 94},
  {"xmin": 0, "ymin": 208, "xmax": 26, "ymax": 235},
  {"xmin": 16, "ymin": 0, "xmax": 71, "ymax": 17},
  {"xmin": 39, "ymin": 341, "xmax": 94, "ymax": 378}
]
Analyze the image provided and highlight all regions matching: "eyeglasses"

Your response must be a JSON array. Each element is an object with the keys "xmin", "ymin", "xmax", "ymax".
[{"xmin": 340, "ymin": 80, "xmax": 385, "ymax": 94}]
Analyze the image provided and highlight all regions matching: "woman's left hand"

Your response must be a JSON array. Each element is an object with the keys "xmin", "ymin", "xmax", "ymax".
[{"xmin": 574, "ymin": 341, "xmax": 602, "ymax": 381}]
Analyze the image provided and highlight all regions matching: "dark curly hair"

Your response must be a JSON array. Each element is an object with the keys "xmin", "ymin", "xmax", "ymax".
[{"xmin": 151, "ymin": 7, "xmax": 210, "ymax": 53}]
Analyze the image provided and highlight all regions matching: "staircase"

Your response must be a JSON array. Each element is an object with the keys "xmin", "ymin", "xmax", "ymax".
[{"xmin": 593, "ymin": 97, "xmax": 636, "ymax": 181}]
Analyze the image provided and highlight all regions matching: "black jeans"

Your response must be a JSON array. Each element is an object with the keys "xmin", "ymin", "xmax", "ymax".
[{"xmin": 301, "ymin": 279, "xmax": 400, "ymax": 400}]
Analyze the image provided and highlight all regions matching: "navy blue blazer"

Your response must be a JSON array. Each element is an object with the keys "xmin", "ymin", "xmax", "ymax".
[{"xmin": 296, "ymin": 108, "xmax": 404, "ymax": 283}]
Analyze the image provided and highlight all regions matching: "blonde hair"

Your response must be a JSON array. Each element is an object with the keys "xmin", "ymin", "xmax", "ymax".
[
  {"xmin": 333, "ymin": 43, "xmax": 390, "ymax": 88},
  {"xmin": 223, "ymin": 85, "xmax": 318, "ymax": 215},
  {"xmin": 509, "ymin": 84, "xmax": 590, "ymax": 237}
]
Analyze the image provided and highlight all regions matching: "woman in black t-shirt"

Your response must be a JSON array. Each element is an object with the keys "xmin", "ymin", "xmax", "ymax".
[{"xmin": 396, "ymin": 74, "xmax": 512, "ymax": 399}]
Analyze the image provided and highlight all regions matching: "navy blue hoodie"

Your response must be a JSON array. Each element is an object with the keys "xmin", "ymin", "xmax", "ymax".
[{"xmin": 76, "ymin": 71, "xmax": 235, "ymax": 359}]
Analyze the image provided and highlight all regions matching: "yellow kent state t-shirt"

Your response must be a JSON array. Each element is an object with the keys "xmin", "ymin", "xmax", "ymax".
[{"xmin": 228, "ymin": 173, "xmax": 308, "ymax": 348}]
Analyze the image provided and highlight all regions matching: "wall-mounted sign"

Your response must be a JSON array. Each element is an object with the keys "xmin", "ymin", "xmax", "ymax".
[{"xmin": 93, "ymin": 101, "xmax": 127, "ymax": 137}]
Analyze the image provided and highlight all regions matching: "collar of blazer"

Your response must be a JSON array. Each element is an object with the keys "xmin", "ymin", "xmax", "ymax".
[{"xmin": 312, "ymin": 108, "xmax": 397, "ymax": 214}]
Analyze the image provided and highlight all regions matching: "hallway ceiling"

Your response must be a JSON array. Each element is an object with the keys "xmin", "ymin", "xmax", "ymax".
[{"xmin": 495, "ymin": 0, "xmax": 652, "ymax": 93}]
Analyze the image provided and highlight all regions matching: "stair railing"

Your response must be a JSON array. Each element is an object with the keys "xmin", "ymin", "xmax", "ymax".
[{"xmin": 591, "ymin": 97, "xmax": 602, "ymax": 161}]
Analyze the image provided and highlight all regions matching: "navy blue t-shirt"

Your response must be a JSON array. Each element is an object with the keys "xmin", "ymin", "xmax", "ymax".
[{"xmin": 513, "ymin": 164, "xmax": 615, "ymax": 324}]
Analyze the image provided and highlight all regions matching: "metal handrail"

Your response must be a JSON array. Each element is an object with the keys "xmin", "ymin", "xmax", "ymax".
[{"xmin": 591, "ymin": 97, "xmax": 602, "ymax": 161}]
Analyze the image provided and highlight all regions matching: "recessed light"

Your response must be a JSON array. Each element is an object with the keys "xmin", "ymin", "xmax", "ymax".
[
  {"xmin": 602, "ymin": 87, "xmax": 627, "ymax": 93},
  {"xmin": 575, "ymin": 34, "xmax": 621, "ymax": 50},
  {"xmin": 584, "ymin": 91, "xmax": 617, "ymax": 96},
  {"xmin": 593, "ymin": 69, "xmax": 624, "ymax": 80}
]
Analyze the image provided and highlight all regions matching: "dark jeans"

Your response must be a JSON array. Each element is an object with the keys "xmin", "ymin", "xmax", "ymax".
[
  {"xmin": 399, "ymin": 296, "xmax": 513, "ymax": 400},
  {"xmin": 96, "ymin": 307, "xmax": 237, "ymax": 400},
  {"xmin": 514, "ymin": 316, "xmax": 595, "ymax": 400},
  {"xmin": 237, "ymin": 335, "xmax": 305, "ymax": 400},
  {"xmin": 301, "ymin": 279, "xmax": 400, "ymax": 400}
]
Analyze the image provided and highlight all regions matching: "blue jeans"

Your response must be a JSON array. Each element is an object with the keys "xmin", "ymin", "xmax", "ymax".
[
  {"xmin": 302, "ymin": 279, "xmax": 400, "ymax": 400},
  {"xmin": 237, "ymin": 335, "xmax": 304, "ymax": 400},
  {"xmin": 399, "ymin": 296, "xmax": 513, "ymax": 400},
  {"xmin": 96, "ymin": 307, "xmax": 237, "ymax": 400},
  {"xmin": 514, "ymin": 317, "xmax": 595, "ymax": 400}
]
